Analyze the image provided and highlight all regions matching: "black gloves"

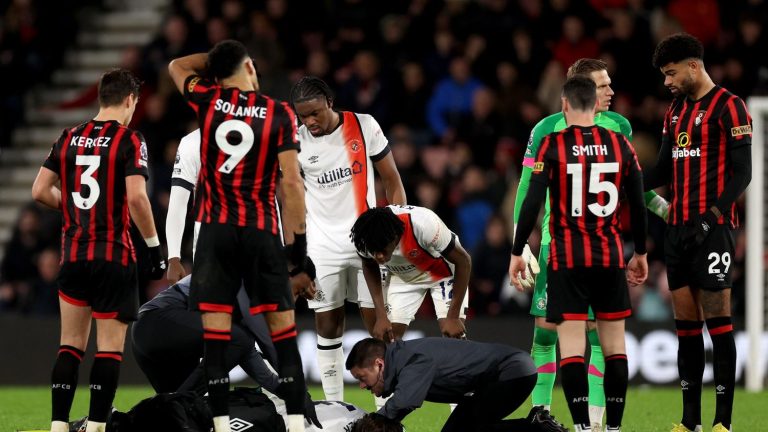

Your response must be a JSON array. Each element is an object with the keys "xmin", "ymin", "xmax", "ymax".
[
  {"xmin": 148, "ymin": 245, "xmax": 168, "ymax": 280},
  {"xmin": 304, "ymin": 392, "xmax": 322, "ymax": 429},
  {"xmin": 683, "ymin": 209, "xmax": 718, "ymax": 250},
  {"xmin": 284, "ymin": 233, "xmax": 307, "ymax": 268},
  {"xmin": 289, "ymin": 256, "xmax": 316, "ymax": 280}
]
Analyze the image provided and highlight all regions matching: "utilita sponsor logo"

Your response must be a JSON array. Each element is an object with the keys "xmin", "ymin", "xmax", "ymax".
[{"xmin": 317, "ymin": 162, "xmax": 363, "ymax": 184}]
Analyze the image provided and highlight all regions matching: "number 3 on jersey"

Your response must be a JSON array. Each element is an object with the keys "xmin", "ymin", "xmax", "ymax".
[
  {"xmin": 566, "ymin": 162, "xmax": 619, "ymax": 217},
  {"xmin": 215, "ymin": 119, "xmax": 254, "ymax": 173},
  {"xmin": 72, "ymin": 155, "xmax": 101, "ymax": 210}
]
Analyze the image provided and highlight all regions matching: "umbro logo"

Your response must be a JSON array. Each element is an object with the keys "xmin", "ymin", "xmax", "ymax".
[
  {"xmin": 681, "ymin": 380, "xmax": 689, "ymax": 390},
  {"xmin": 716, "ymin": 385, "xmax": 726, "ymax": 393},
  {"xmin": 309, "ymin": 155, "xmax": 319, "ymax": 164},
  {"xmin": 230, "ymin": 417, "xmax": 253, "ymax": 431}
]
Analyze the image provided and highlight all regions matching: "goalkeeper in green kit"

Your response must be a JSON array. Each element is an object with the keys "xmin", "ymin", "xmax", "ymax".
[{"xmin": 511, "ymin": 58, "xmax": 670, "ymax": 431}]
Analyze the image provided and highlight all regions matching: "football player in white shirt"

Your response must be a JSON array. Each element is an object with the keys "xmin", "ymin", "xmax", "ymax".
[
  {"xmin": 351, "ymin": 205, "xmax": 471, "ymax": 340},
  {"xmin": 166, "ymin": 129, "xmax": 202, "ymax": 282},
  {"xmin": 290, "ymin": 76, "xmax": 406, "ymax": 403}
]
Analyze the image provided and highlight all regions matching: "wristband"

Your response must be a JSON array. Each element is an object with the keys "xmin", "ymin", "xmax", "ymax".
[{"xmin": 144, "ymin": 236, "xmax": 160, "ymax": 247}]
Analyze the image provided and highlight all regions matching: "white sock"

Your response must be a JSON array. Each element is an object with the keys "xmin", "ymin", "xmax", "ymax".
[
  {"xmin": 84, "ymin": 421, "xmax": 106, "ymax": 432},
  {"xmin": 374, "ymin": 394, "xmax": 391, "ymax": 410},
  {"xmin": 213, "ymin": 415, "xmax": 231, "ymax": 432},
  {"xmin": 51, "ymin": 420, "xmax": 69, "ymax": 432},
  {"xmin": 589, "ymin": 405, "xmax": 605, "ymax": 428},
  {"xmin": 317, "ymin": 335, "xmax": 344, "ymax": 401},
  {"xmin": 286, "ymin": 414, "xmax": 305, "ymax": 431}
]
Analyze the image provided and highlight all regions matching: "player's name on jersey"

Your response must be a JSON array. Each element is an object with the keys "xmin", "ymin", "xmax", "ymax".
[
  {"xmin": 69, "ymin": 135, "xmax": 112, "ymax": 148},
  {"xmin": 214, "ymin": 99, "xmax": 267, "ymax": 118},
  {"xmin": 572, "ymin": 144, "xmax": 608, "ymax": 156}
]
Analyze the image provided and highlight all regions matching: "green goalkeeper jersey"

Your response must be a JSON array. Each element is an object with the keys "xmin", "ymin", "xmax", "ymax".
[{"xmin": 514, "ymin": 110, "xmax": 652, "ymax": 245}]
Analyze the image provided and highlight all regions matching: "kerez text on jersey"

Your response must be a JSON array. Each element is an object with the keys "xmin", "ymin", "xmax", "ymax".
[
  {"xmin": 69, "ymin": 136, "xmax": 111, "ymax": 148},
  {"xmin": 214, "ymin": 99, "xmax": 267, "ymax": 118}
]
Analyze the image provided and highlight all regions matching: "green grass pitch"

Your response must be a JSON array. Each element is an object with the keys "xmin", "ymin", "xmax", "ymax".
[{"xmin": 2, "ymin": 386, "xmax": 766, "ymax": 431}]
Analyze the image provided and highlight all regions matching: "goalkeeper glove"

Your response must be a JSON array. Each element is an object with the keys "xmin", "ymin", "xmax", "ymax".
[{"xmin": 519, "ymin": 244, "xmax": 540, "ymax": 291}]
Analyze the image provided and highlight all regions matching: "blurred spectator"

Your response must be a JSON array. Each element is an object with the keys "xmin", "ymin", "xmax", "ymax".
[
  {"xmin": 552, "ymin": 16, "xmax": 600, "ymax": 71},
  {"xmin": 470, "ymin": 214, "xmax": 512, "ymax": 316},
  {"xmin": 24, "ymin": 248, "xmax": 60, "ymax": 315},
  {"xmin": 454, "ymin": 165, "xmax": 494, "ymax": 251},
  {"xmin": 666, "ymin": 0, "xmax": 720, "ymax": 47},
  {"xmin": 427, "ymin": 56, "xmax": 483, "ymax": 140},
  {"xmin": 456, "ymin": 87, "xmax": 503, "ymax": 168},
  {"xmin": 337, "ymin": 50, "xmax": 391, "ymax": 127},
  {"xmin": 1, "ymin": 205, "xmax": 45, "ymax": 286},
  {"xmin": 392, "ymin": 62, "xmax": 431, "ymax": 133}
]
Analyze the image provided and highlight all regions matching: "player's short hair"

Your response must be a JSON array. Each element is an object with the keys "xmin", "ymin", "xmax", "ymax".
[
  {"xmin": 207, "ymin": 39, "xmax": 249, "ymax": 81},
  {"xmin": 98, "ymin": 68, "xmax": 141, "ymax": 107},
  {"xmin": 562, "ymin": 75, "xmax": 597, "ymax": 111},
  {"xmin": 350, "ymin": 413, "xmax": 404, "ymax": 432},
  {"xmin": 290, "ymin": 75, "xmax": 335, "ymax": 107},
  {"xmin": 350, "ymin": 207, "xmax": 405, "ymax": 257},
  {"xmin": 566, "ymin": 58, "xmax": 608, "ymax": 79},
  {"xmin": 652, "ymin": 33, "xmax": 704, "ymax": 68},
  {"xmin": 346, "ymin": 338, "xmax": 386, "ymax": 370}
]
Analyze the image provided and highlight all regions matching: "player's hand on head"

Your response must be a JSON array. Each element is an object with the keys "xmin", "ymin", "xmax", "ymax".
[
  {"xmin": 508, "ymin": 254, "xmax": 528, "ymax": 292},
  {"xmin": 148, "ymin": 245, "xmax": 168, "ymax": 280},
  {"xmin": 166, "ymin": 257, "xmax": 186, "ymax": 284},
  {"xmin": 626, "ymin": 253, "xmax": 648, "ymax": 287},
  {"xmin": 440, "ymin": 318, "xmax": 466, "ymax": 339},
  {"xmin": 520, "ymin": 244, "xmax": 540, "ymax": 290}
]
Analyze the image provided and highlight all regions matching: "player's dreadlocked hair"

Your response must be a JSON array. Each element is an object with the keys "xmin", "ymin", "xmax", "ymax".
[
  {"xmin": 652, "ymin": 33, "xmax": 704, "ymax": 69},
  {"xmin": 350, "ymin": 207, "xmax": 405, "ymax": 256},
  {"xmin": 207, "ymin": 39, "xmax": 249, "ymax": 81},
  {"xmin": 345, "ymin": 338, "xmax": 387, "ymax": 370},
  {"xmin": 350, "ymin": 413, "xmax": 404, "ymax": 432},
  {"xmin": 566, "ymin": 58, "xmax": 608, "ymax": 79},
  {"xmin": 290, "ymin": 75, "xmax": 334, "ymax": 107}
]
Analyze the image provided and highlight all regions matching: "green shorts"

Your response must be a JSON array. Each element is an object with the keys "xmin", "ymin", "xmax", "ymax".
[{"xmin": 528, "ymin": 244, "xmax": 595, "ymax": 320}]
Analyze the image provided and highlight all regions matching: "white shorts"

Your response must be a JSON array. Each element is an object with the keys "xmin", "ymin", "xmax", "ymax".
[
  {"xmin": 307, "ymin": 256, "xmax": 374, "ymax": 313},
  {"xmin": 385, "ymin": 274, "xmax": 469, "ymax": 325}
]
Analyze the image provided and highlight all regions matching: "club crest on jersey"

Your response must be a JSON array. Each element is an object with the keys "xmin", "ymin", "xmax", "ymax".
[
  {"xmin": 694, "ymin": 110, "xmax": 707, "ymax": 126},
  {"xmin": 348, "ymin": 139, "xmax": 362, "ymax": 153},
  {"xmin": 408, "ymin": 249, "xmax": 419, "ymax": 258},
  {"xmin": 533, "ymin": 162, "xmax": 544, "ymax": 173}
]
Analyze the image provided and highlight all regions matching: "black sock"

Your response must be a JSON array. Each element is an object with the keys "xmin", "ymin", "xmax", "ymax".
[
  {"xmin": 604, "ymin": 354, "xmax": 628, "ymax": 428},
  {"xmin": 560, "ymin": 356, "xmax": 589, "ymax": 427},
  {"xmin": 51, "ymin": 345, "xmax": 84, "ymax": 422},
  {"xmin": 272, "ymin": 324, "xmax": 306, "ymax": 415},
  {"xmin": 203, "ymin": 328, "xmax": 231, "ymax": 417},
  {"xmin": 707, "ymin": 317, "xmax": 735, "ymax": 430},
  {"xmin": 89, "ymin": 352, "xmax": 122, "ymax": 422},
  {"xmin": 675, "ymin": 320, "xmax": 705, "ymax": 430}
]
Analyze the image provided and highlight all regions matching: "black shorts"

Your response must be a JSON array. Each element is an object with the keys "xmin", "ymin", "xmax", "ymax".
[
  {"xmin": 546, "ymin": 266, "xmax": 631, "ymax": 323},
  {"xmin": 57, "ymin": 260, "xmax": 138, "ymax": 321},
  {"xmin": 190, "ymin": 223, "xmax": 293, "ymax": 314},
  {"xmin": 665, "ymin": 224, "xmax": 735, "ymax": 291}
]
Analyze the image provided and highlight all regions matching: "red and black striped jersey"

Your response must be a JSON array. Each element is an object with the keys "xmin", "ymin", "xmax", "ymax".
[
  {"xmin": 531, "ymin": 125, "xmax": 642, "ymax": 270},
  {"xmin": 43, "ymin": 120, "xmax": 149, "ymax": 266},
  {"xmin": 661, "ymin": 85, "xmax": 752, "ymax": 227},
  {"xmin": 183, "ymin": 75, "xmax": 299, "ymax": 232}
]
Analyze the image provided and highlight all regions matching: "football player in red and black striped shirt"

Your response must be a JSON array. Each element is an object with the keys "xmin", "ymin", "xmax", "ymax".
[
  {"xmin": 510, "ymin": 76, "xmax": 648, "ymax": 432},
  {"xmin": 644, "ymin": 33, "xmax": 752, "ymax": 432},
  {"xmin": 168, "ymin": 40, "xmax": 308, "ymax": 432},
  {"xmin": 32, "ymin": 69, "xmax": 167, "ymax": 432}
]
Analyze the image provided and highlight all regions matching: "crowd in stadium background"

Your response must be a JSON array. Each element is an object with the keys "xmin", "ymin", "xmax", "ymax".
[{"xmin": 1, "ymin": 0, "xmax": 766, "ymax": 320}]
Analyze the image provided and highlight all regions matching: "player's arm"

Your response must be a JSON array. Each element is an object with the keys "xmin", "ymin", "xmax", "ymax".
[
  {"xmin": 166, "ymin": 185, "xmax": 191, "ymax": 283},
  {"xmin": 168, "ymin": 53, "xmax": 208, "ymax": 94},
  {"xmin": 374, "ymin": 152, "xmax": 406, "ymax": 205},
  {"xmin": 361, "ymin": 257, "xmax": 394, "ymax": 342},
  {"xmin": 278, "ymin": 149, "xmax": 307, "ymax": 266},
  {"xmin": 441, "ymin": 238, "xmax": 470, "ymax": 338},
  {"xmin": 711, "ymin": 98, "xmax": 752, "ymax": 219},
  {"xmin": 31, "ymin": 167, "xmax": 61, "ymax": 210},
  {"xmin": 624, "ymin": 143, "xmax": 649, "ymax": 286},
  {"xmin": 380, "ymin": 351, "xmax": 435, "ymax": 421}
]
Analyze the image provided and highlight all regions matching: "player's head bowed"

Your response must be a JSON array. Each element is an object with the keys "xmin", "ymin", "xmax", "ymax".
[
  {"xmin": 206, "ymin": 39, "xmax": 253, "ymax": 82},
  {"xmin": 350, "ymin": 413, "xmax": 405, "ymax": 432},
  {"xmin": 290, "ymin": 75, "xmax": 335, "ymax": 108},
  {"xmin": 350, "ymin": 207, "xmax": 405, "ymax": 257},
  {"xmin": 562, "ymin": 75, "xmax": 597, "ymax": 112},
  {"xmin": 652, "ymin": 32, "xmax": 704, "ymax": 69}
]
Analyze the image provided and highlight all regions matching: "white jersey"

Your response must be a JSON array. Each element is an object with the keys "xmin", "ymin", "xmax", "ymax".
[
  {"xmin": 274, "ymin": 399, "xmax": 366, "ymax": 432},
  {"xmin": 170, "ymin": 130, "xmax": 202, "ymax": 258},
  {"xmin": 361, "ymin": 205, "xmax": 456, "ymax": 285},
  {"xmin": 298, "ymin": 111, "xmax": 389, "ymax": 260}
]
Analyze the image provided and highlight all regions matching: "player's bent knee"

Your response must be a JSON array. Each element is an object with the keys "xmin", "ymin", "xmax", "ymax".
[{"xmin": 265, "ymin": 310, "xmax": 295, "ymax": 331}]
